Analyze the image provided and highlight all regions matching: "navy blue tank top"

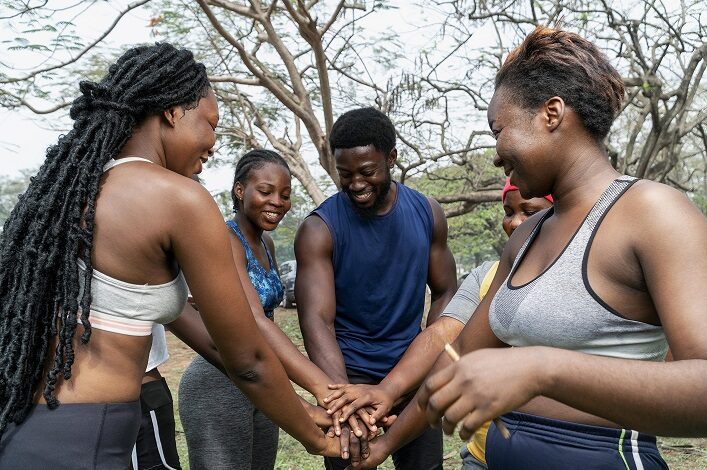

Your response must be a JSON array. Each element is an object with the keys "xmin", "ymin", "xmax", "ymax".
[{"xmin": 312, "ymin": 182, "xmax": 434, "ymax": 379}]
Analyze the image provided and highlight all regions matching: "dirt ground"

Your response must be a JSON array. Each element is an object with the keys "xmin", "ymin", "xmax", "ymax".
[{"xmin": 160, "ymin": 307, "xmax": 707, "ymax": 470}]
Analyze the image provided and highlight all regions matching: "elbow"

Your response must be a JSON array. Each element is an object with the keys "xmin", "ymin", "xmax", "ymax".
[{"xmin": 224, "ymin": 348, "xmax": 269, "ymax": 385}]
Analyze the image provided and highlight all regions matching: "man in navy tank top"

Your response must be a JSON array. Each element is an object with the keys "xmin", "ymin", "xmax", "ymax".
[{"xmin": 295, "ymin": 107, "xmax": 457, "ymax": 470}]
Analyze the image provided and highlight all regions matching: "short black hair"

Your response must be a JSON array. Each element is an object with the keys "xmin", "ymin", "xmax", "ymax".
[
  {"xmin": 496, "ymin": 27, "xmax": 624, "ymax": 140},
  {"xmin": 329, "ymin": 107, "xmax": 396, "ymax": 156},
  {"xmin": 231, "ymin": 149, "xmax": 290, "ymax": 212}
]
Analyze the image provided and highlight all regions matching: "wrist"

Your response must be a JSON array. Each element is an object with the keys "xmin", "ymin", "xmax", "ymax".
[
  {"xmin": 305, "ymin": 431, "xmax": 327, "ymax": 455},
  {"xmin": 531, "ymin": 346, "xmax": 559, "ymax": 396},
  {"xmin": 379, "ymin": 378, "xmax": 402, "ymax": 402}
]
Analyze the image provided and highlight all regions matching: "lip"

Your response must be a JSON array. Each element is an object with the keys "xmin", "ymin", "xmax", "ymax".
[
  {"xmin": 351, "ymin": 190, "xmax": 374, "ymax": 204},
  {"xmin": 262, "ymin": 210, "xmax": 283, "ymax": 224}
]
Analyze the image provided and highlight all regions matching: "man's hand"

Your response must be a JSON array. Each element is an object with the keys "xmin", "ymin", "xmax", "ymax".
[
  {"xmin": 346, "ymin": 434, "xmax": 390, "ymax": 469},
  {"xmin": 325, "ymin": 383, "xmax": 397, "ymax": 428}
]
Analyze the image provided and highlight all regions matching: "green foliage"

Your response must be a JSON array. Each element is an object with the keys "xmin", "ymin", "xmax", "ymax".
[{"xmin": 405, "ymin": 160, "xmax": 506, "ymax": 272}]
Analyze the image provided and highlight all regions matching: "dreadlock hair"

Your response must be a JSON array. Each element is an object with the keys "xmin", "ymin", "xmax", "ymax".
[
  {"xmin": 231, "ymin": 149, "xmax": 290, "ymax": 212},
  {"xmin": 0, "ymin": 43, "xmax": 210, "ymax": 436},
  {"xmin": 329, "ymin": 107, "xmax": 396, "ymax": 156},
  {"xmin": 496, "ymin": 26, "xmax": 625, "ymax": 141}
]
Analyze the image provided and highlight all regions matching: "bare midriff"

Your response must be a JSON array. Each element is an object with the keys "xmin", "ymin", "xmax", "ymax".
[{"xmin": 34, "ymin": 327, "xmax": 151, "ymax": 405}]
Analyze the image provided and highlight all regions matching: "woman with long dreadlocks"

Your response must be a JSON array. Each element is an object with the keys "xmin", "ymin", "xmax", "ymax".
[{"xmin": 0, "ymin": 43, "xmax": 339, "ymax": 468}]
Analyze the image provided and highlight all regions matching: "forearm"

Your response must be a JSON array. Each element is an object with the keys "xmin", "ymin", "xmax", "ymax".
[
  {"xmin": 539, "ymin": 348, "xmax": 707, "ymax": 436},
  {"xmin": 228, "ymin": 344, "xmax": 327, "ymax": 452},
  {"xmin": 300, "ymin": 317, "xmax": 349, "ymax": 384},
  {"xmin": 378, "ymin": 390, "xmax": 434, "ymax": 454},
  {"xmin": 381, "ymin": 318, "xmax": 463, "ymax": 400},
  {"xmin": 168, "ymin": 304, "xmax": 226, "ymax": 374},
  {"xmin": 257, "ymin": 314, "xmax": 333, "ymax": 401},
  {"xmin": 426, "ymin": 291, "xmax": 454, "ymax": 326}
]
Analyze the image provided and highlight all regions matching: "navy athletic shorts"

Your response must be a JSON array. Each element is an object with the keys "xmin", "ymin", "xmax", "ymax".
[{"xmin": 486, "ymin": 411, "xmax": 668, "ymax": 470}]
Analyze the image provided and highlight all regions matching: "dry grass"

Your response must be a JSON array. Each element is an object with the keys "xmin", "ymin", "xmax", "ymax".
[{"xmin": 160, "ymin": 308, "xmax": 707, "ymax": 469}]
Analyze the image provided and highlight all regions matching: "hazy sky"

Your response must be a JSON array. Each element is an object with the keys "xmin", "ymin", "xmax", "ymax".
[{"xmin": 0, "ymin": 1, "xmax": 497, "ymax": 193}]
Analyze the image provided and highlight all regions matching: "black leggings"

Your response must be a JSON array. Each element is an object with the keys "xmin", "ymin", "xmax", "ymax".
[
  {"xmin": 0, "ymin": 401, "xmax": 140, "ymax": 469},
  {"xmin": 131, "ymin": 378, "xmax": 181, "ymax": 470}
]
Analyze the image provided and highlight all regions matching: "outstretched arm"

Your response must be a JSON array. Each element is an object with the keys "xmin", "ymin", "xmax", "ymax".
[
  {"xmin": 232, "ymin": 231, "xmax": 333, "ymax": 403},
  {"xmin": 171, "ymin": 182, "xmax": 337, "ymax": 456}
]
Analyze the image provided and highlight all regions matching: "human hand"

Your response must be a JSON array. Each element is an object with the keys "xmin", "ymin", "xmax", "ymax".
[
  {"xmin": 325, "ymin": 383, "xmax": 397, "ymax": 428},
  {"xmin": 304, "ymin": 400, "xmax": 335, "ymax": 429},
  {"xmin": 345, "ymin": 434, "xmax": 390, "ymax": 469},
  {"xmin": 339, "ymin": 415, "xmax": 373, "ymax": 463},
  {"xmin": 418, "ymin": 347, "xmax": 548, "ymax": 440},
  {"xmin": 312, "ymin": 432, "xmax": 342, "ymax": 458}
]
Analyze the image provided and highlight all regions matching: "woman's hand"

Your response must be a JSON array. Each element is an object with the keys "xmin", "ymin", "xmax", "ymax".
[
  {"xmin": 418, "ymin": 347, "xmax": 549, "ymax": 440},
  {"xmin": 310, "ymin": 432, "xmax": 342, "ymax": 458},
  {"xmin": 303, "ymin": 399, "xmax": 336, "ymax": 429},
  {"xmin": 325, "ymin": 383, "xmax": 397, "ymax": 428}
]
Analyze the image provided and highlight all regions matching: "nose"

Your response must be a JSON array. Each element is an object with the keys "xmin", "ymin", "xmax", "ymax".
[
  {"xmin": 349, "ymin": 175, "xmax": 367, "ymax": 192},
  {"xmin": 509, "ymin": 214, "xmax": 524, "ymax": 233},
  {"xmin": 492, "ymin": 153, "xmax": 503, "ymax": 168},
  {"xmin": 208, "ymin": 147, "xmax": 215, "ymax": 157}
]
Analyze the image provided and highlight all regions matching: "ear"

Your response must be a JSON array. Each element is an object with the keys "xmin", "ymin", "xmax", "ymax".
[
  {"xmin": 387, "ymin": 147, "xmax": 398, "ymax": 168},
  {"xmin": 543, "ymin": 96, "xmax": 565, "ymax": 132},
  {"xmin": 233, "ymin": 182, "xmax": 245, "ymax": 206},
  {"xmin": 162, "ymin": 106, "xmax": 181, "ymax": 128}
]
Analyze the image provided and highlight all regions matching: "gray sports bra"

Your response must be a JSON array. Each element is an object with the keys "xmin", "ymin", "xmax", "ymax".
[
  {"xmin": 76, "ymin": 157, "xmax": 189, "ymax": 336},
  {"xmin": 489, "ymin": 176, "xmax": 668, "ymax": 361}
]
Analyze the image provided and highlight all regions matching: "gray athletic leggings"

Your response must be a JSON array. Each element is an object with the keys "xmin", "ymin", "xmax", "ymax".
[{"xmin": 179, "ymin": 355, "xmax": 279, "ymax": 470}]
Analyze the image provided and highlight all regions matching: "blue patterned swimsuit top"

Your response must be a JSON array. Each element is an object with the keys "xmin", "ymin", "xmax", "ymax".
[{"xmin": 227, "ymin": 220, "xmax": 284, "ymax": 319}]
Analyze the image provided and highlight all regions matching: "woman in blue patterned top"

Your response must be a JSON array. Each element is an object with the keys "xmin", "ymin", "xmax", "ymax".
[{"xmin": 178, "ymin": 150, "xmax": 353, "ymax": 470}]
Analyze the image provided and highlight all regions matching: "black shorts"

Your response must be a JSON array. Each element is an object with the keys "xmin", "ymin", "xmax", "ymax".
[{"xmin": 131, "ymin": 378, "xmax": 181, "ymax": 470}]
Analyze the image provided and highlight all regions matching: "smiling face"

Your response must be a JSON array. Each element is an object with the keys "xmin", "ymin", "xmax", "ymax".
[
  {"xmin": 502, "ymin": 189, "xmax": 553, "ymax": 237},
  {"xmin": 488, "ymin": 88, "xmax": 556, "ymax": 200},
  {"xmin": 234, "ymin": 162, "xmax": 292, "ymax": 231},
  {"xmin": 335, "ymin": 144, "xmax": 395, "ymax": 217},
  {"xmin": 164, "ymin": 87, "xmax": 219, "ymax": 177}
]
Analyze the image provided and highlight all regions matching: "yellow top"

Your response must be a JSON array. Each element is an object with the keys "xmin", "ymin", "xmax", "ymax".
[{"xmin": 466, "ymin": 260, "xmax": 499, "ymax": 465}]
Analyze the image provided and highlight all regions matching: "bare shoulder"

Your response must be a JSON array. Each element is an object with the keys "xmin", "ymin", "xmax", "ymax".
[
  {"xmin": 294, "ymin": 215, "xmax": 332, "ymax": 252},
  {"xmin": 426, "ymin": 196, "xmax": 448, "ymax": 229},
  {"xmin": 623, "ymin": 180, "xmax": 706, "ymax": 234}
]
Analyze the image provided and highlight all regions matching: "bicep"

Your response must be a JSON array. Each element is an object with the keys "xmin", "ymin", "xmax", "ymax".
[
  {"xmin": 294, "ymin": 216, "xmax": 336, "ymax": 327},
  {"xmin": 426, "ymin": 199, "xmax": 457, "ymax": 299},
  {"xmin": 229, "ymin": 234, "xmax": 269, "ymax": 319},
  {"xmin": 636, "ymin": 193, "xmax": 707, "ymax": 360},
  {"xmin": 170, "ymin": 193, "xmax": 265, "ymax": 366}
]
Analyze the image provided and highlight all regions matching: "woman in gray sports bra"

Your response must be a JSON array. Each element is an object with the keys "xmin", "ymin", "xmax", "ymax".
[{"xmin": 416, "ymin": 27, "xmax": 707, "ymax": 470}]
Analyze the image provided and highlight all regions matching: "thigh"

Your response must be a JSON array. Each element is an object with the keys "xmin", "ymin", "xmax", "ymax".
[
  {"xmin": 179, "ymin": 356, "xmax": 255, "ymax": 470},
  {"xmin": 391, "ymin": 424, "xmax": 443, "ymax": 470},
  {"xmin": 251, "ymin": 408, "xmax": 279, "ymax": 470}
]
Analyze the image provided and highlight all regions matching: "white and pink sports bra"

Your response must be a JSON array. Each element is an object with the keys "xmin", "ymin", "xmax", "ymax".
[{"xmin": 76, "ymin": 157, "xmax": 188, "ymax": 336}]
